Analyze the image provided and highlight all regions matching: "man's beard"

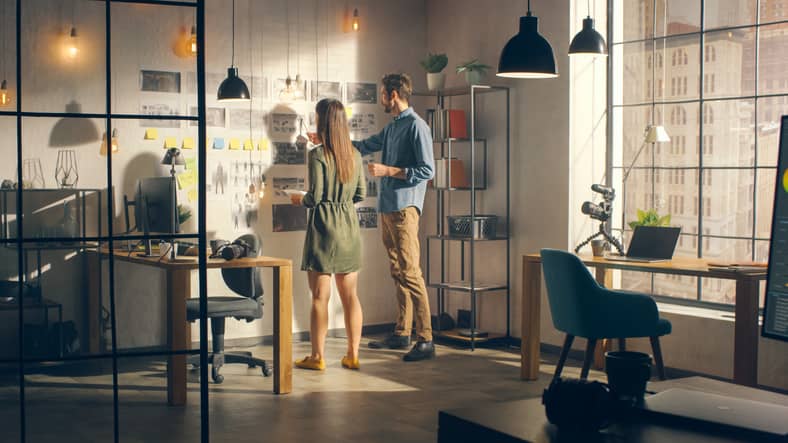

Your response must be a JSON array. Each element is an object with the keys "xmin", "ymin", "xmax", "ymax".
[{"xmin": 383, "ymin": 102, "xmax": 393, "ymax": 113}]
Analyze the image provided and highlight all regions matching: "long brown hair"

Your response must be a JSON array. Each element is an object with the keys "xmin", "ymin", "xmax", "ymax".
[{"xmin": 315, "ymin": 98, "xmax": 355, "ymax": 184}]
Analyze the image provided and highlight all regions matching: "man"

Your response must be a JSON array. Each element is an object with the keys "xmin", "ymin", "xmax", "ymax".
[{"xmin": 353, "ymin": 73, "xmax": 436, "ymax": 362}]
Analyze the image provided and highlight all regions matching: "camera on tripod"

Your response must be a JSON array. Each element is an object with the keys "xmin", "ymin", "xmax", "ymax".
[
  {"xmin": 581, "ymin": 184, "xmax": 615, "ymax": 223},
  {"xmin": 212, "ymin": 239, "xmax": 252, "ymax": 260}
]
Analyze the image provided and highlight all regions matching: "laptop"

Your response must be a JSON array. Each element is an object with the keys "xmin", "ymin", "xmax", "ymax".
[
  {"xmin": 605, "ymin": 226, "xmax": 681, "ymax": 263},
  {"xmin": 638, "ymin": 388, "xmax": 788, "ymax": 441}
]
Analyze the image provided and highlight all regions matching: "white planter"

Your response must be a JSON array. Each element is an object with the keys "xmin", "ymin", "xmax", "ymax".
[
  {"xmin": 464, "ymin": 70, "xmax": 484, "ymax": 85},
  {"xmin": 426, "ymin": 72, "xmax": 446, "ymax": 91}
]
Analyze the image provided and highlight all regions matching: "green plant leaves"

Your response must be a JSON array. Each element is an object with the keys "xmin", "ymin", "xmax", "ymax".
[
  {"xmin": 420, "ymin": 53, "xmax": 448, "ymax": 73},
  {"xmin": 628, "ymin": 208, "xmax": 671, "ymax": 229}
]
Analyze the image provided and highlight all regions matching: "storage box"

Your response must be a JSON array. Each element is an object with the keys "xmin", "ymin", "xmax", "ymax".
[
  {"xmin": 433, "ymin": 158, "xmax": 469, "ymax": 189},
  {"xmin": 447, "ymin": 215, "xmax": 498, "ymax": 239}
]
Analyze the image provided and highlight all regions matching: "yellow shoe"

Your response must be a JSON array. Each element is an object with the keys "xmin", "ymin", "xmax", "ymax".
[
  {"xmin": 295, "ymin": 356, "xmax": 325, "ymax": 371},
  {"xmin": 341, "ymin": 356, "xmax": 360, "ymax": 370}
]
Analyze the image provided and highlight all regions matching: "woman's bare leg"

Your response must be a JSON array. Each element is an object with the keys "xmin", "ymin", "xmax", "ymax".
[
  {"xmin": 335, "ymin": 272, "xmax": 362, "ymax": 360},
  {"xmin": 308, "ymin": 271, "xmax": 332, "ymax": 360}
]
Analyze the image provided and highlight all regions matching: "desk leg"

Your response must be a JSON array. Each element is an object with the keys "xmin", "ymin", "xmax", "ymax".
[
  {"xmin": 733, "ymin": 278, "xmax": 759, "ymax": 387},
  {"xmin": 521, "ymin": 259, "xmax": 541, "ymax": 381},
  {"xmin": 273, "ymin": 265, "xmax": 292, "ymax": 394},
  {"xmin": 86, "ymin": 252, "xmax": 101, "ymax": 354},
  {"xmin": 167, "ymin": 269, "xmax": 190, "ymax": 406},
  {"xmin": 593, "ymin": 267, "xmax": 613, "ymax": 370}
]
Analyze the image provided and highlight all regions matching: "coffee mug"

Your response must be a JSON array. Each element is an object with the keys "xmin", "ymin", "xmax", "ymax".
[
  {"xmin": 605, "ymin": 351, "xmax": 652, "ymax": 404},
  {"xmin": 591, "ymin": 239, "xmax": 609, "ymax": 257}
]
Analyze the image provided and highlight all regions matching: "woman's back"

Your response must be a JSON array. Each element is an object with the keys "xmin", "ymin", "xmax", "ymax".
[{"xmin": 309, "ymin": 147, "xmax": 364, "ymax": 204}]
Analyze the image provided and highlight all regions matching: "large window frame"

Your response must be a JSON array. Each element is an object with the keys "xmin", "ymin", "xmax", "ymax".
[{"xmin": 608, "ymin": 0, "xmax": 788, "ymax": 308}]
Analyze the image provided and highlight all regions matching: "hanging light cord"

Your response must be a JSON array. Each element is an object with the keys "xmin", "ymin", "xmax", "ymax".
[
  {"xmin": 527, "ymin": 0, "xmax": 531, "ymax": 14},
  {"xmin": 286, "ymin": 0, "xmax": 290, "ymax": 77},
  {"xmin": 231, "ymin": 0, "xmax": 236, "ymax": 68}
]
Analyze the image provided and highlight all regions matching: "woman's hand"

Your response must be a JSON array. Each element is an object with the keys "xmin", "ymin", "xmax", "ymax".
[
  {"xmin": 290, "ymin": 194, "xmax": 304, "ymax": 206},
  {"xmin": 307, "ymin": 132, "xmax": 320, "ymax": 145}
]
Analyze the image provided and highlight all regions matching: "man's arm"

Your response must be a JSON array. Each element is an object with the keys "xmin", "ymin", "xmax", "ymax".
[
  {"xmin": 368, "ymin": 122, "xmax": 435, "ymax": 182},
  {"xmin": 352, "ymin": 127, "xmax": 385, "ymax": 156}
]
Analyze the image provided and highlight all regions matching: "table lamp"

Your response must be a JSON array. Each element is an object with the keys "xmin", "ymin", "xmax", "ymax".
[{"xmin": 161, "ymin": 147, "xmax": 186, "ymax": 257}]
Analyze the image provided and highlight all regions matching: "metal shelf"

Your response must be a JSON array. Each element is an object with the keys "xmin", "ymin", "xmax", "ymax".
[
  {"xmin": 414, "ymin": 85, "xmax": 510, "ymax": 97},
  {"xmin": 432, "ymin": 138, "xmax": 487, "ymax": 144},
  {"xmin": 427, "ymin": 281, "xmax": 509, "ymax": 293},
  {"xmin": 428, "ymin": 235, "xmax": 508, "ymax": 242}
]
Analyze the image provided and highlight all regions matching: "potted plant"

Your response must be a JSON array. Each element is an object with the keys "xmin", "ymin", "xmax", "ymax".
[
  {"xmin": 456, "ymin": 59, "xmax": 491, "ymax": 86},
  {"xmin": 420, "ymin": 53, "xmax": 448, "ymax": 91},
  {"xmin": 628, "ymin": 208, "xmax": 671, "ymax": 229}
]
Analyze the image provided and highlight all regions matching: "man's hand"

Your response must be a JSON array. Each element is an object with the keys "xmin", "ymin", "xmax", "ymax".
[{"xmin": 368, "ymin": 162, "xmax": 405, "ymax": 178}]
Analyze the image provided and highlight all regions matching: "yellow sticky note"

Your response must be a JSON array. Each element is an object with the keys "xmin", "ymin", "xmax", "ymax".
[
  {"xmin": 164, "ymin": 137, "xmax": 177, "ymax": 149},
  {"xmin": 182, "ymin": 137, "xmax": 195, "ymax": 150},
  {"xmin": 243, "ymin": 139, "xmax": 254, "ymax": 151},
  {"xmin": 258, "ymin": 138, "xmax": 270, "ymax": 151},
  {"xmin": 144, "ymin": 128, "xmax": 158, "ymax": 140},
  {"xmin": 185, "ymin": 158, "xmax": 196, "ymax": 171},
  {"xmin": 176, "ymin": 170, "xmax": 196, "ymax": 189},
  {"xmin": 229, "ymin": 138, "xmax": 241, "ymax": 150},
  {"xmin": 187, "ymin": 189, "xmax": 198, "ymax": 203}
]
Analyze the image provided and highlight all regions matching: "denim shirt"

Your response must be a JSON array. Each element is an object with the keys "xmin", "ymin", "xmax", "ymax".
[{"xmin": 352, "ymin": 107, "xmax": 435, "ymax": 214}]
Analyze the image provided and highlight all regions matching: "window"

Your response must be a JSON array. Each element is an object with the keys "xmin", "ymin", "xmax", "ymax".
[{"xmin": 611, "ymin": 0, "xmax": 784, "ymax": 307}]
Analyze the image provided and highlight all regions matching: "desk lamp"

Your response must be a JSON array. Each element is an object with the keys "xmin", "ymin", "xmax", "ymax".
[{"xmin": 161, "ymin": 147, "xmax": 185, "ymax": 257}]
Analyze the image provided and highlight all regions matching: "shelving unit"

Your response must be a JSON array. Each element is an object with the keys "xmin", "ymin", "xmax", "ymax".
[{"xmin": 416, "ymin": 85, "xmax": 510, "ymax": 350}]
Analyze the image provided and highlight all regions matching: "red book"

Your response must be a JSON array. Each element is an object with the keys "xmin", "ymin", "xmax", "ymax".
[{"xmin": 446, "ymin": 109, "xmax": 467, "ymax": 139}]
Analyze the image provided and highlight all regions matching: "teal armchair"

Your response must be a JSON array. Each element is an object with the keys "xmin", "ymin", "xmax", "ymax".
[{"xmin": 540, "ymin": 249, "xmax": 671, "ymax": 380}]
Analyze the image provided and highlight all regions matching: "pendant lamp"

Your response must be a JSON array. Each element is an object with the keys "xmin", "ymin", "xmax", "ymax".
[
  {"xmin": 497, "ymin": 0, "xmax": 558, "ymax": 78},
  {"xmin": 569, "ymin": 0, "xmax": 607, "ymax": 56},
  {"xmin": 217, "ymin": 0, "xmax": 250, "ymax": 102}
]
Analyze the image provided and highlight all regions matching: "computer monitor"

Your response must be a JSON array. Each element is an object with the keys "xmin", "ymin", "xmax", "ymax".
[
  {"xmin": 135, "ymin": 177, "xmax": 178, "ymax": 234},
  {"xmin": 763, "ymin": 115, "xmax": 788, "ymax": 343}
]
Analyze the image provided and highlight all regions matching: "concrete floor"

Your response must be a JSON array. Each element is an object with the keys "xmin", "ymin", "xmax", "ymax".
[{"xmin": 0, "ymin": 336, "xmax": 605, "ymax": 443}]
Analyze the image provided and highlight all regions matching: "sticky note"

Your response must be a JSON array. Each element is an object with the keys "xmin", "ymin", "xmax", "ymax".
[
  {"xmin": 164, "ymin": 137, "xmax": 177, "ymax": 148},
  {"xmin": 243, "ymin": 139, "xmax": 254, "ymax": 150},
  {"xmin": 345, "ymin": 106, "xmax": 353, "ymax": 118},
  {"xmin": 258, "ymin": 138, "xmax": 270, "ymax": 151},
  {"xmin": 182, "ymin": 137, "xmax": 195, "ymax": 150},
  {"xmin": 187, "ymin": 189, "xmax": 198, "ymax": 203},
  {"xmin": 144, "ymin": 128, "xmax": 158, "ymax": 140},
  {"xmin": 185, "ymin": 158, "xmax": 196, "ymax": 171},
  {"xmin": 176, "ymin": 170, "xmax": 196, "ymax": 189},
  {"xmin": 229, "ymin": 138, "xmax": 241, "ymax": 150},
  {"xmin": 213, "ymin": 138, "xmax": 225, "ymax": 150}
]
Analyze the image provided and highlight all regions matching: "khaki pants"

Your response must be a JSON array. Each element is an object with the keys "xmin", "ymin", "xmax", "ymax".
[{"xmin": 380, "ymin": 206, "xmax": 433, "ymax": 342}]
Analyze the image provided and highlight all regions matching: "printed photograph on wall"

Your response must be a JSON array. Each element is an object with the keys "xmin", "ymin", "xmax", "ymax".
[
  {"xmin": 310, "ymin": 81, "xmax": 342, "ymax": 102},
  {"xmin": 270, "ymin": 113, "xmax": 298, "ymax": 139},
  {"xmin": 349, "ymin": 112, "xmax": 376, "ymax": 136},
  {"xmin": 140, "ymin": 70, "xmax": 181, "ymax": 93},
  {"xmin": 139, "ymin": 103, "xmax": 181, "ymax": 128},
  {"xmin": 273, "ymin": 176, "xmax": 306, "ymax": 198},
  {"xmin": 357, "ymin": 207, "xmax": 378, "ymax": 229},
  {"xmin": 229, "ymin": 108, "xmax": 265, "ymax": 130},
  {"xmin": 183, "ymin": 71, "xmax": 225, "ymax": 94},
  {"xmin": 347, "ymin": 82, "xmax": 377, "ymax": 104},
  {"xmin": 272, "ymin": 204, "xmax": 307, "ymax": 232},
  {"xmin": 273, "ymin": 142, "xmax": 306, "ymax": 165},
  {"xmin": 189, "ymin": 106, "xmax": 226, "ymax": 128},
  {"xmin": 275, "ymin": 78, "xmax": 306, "ymax": 100}
]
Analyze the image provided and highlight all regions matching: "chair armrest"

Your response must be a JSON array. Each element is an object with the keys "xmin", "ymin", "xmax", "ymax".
[{"xmin": 592, "ymin": 288, "xmax": 661, "ymax": 338}]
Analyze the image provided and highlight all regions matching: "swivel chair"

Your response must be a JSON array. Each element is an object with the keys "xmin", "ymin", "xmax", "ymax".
[
  {"xmin": 540, "ymin": 249, "xmax": 672, "ymax": 381},
  {"xmin": 186, "ymin": 234, "xmax": 271, "ymax": 383}
]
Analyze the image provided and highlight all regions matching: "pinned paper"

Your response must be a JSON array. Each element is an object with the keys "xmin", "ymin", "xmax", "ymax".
[
  {"xmin": 258, "ymin": 138, "xmax": 270, "ymax": 151},
  {"xmin": 213, "ymin": 138, "xmax": 225, "ymax": 150},
  {"xmin": 182, "ymin": 137, "xmax": 195, "ymax": 150},
  {"xmin": 176, "ymin": 170, "xmax": 196, "ymax": 189},
  {"xmin": 187, "ymin": 189, "xmax": 198, "ymax": 203},
  {"xmin": 345, "ymin": 106, "xmax": 353, "ymax": 118},
  {"xmin": 229, "ymin": 138, "xmax": 241, "ymax": 150},
  {"xmin": 185, "ymin": 158, "xmax": 196, "ymax": 171},
  {"xmin": 164, "ymin": 137, "xmax": 177, "ymax": 149},
  {"xmin": 243, "ymin": 139, "xmax": 254, "ymax": 151},
  {"xmin": 144, "ymin": 128, "xmax": 158, "ymax": 140}
]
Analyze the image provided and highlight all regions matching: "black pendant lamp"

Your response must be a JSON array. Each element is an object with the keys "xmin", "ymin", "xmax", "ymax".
[
  {"xmin": 497, "ymin": 0, "xmax": 558, "ymax": 79},
  {"xmin": 569, "ymin": 0, "xmax": 607, "ymax": 56},
  {"xmin": 217, "ymin": 0, "xmax": 250, "ymax": 102}
]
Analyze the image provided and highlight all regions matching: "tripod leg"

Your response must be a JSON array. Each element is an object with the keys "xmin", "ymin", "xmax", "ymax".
[{"xmin": 574, "ymin": 231, "xmax": 603, "ymax": 254}]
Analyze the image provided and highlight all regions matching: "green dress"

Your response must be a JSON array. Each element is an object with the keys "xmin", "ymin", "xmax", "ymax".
[{"xmin": 301, "ymin": 147, "xmax": 366, "ymax": 273}]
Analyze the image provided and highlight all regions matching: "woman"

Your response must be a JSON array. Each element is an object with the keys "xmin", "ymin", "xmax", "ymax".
[{"xmin": 292, "ymin": 98, "xmax": 365, "ymax": 370}]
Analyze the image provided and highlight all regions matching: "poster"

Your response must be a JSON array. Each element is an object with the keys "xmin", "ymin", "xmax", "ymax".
[
  {"xmin": 229, "ymin": 108, "xmax": 265, "ymax": 130},
  {"xmin": 273, "ymin": 176, "xmax": 306, "ymax": 198},
  {"xmin": 189, "ymin": 107, "xmax": 226, "ymax": 128},
  {"xmin": 140, "ymin": 70, "xmax": 181, "ymax": 93},
  {"xmin": 273, "ymin": 142, "xmax": 306, "ymax": 165},
  {"xmin": 270, "ymin": 113, "xmax": 298, "ymax": 139},
  {"xmin": 139, "ymin": 103, "xmax": 181, "ymax": 128},
  {"xmin": 347, "ymin": 82, "xmax": 377, "ymax": 104},
  {"xmin": 357, "ymin": 207, "xmax": 378, "ymax": 229},
  {"xmin": 310, "ymin": 80, "xmax": 342, "ymax": 102},
  {"xmin": 349, "ymin": 112, "xmax": 376, "ymax": 136},
  {"xmin": 272, "ymin": 204, "xmax": 307, "ymax": 232}
]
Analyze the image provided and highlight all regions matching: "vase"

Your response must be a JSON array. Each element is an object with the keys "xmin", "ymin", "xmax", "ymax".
[
  {"xmin": 22, "ymin": 158, "xmax": 45, "ymax": 188},
  {"xmin": 55, "ymin": 149, "xmax": 79, "ymax": 188},
  {"xmin": 464, "ymin": 70, "xmax": 484, "ymax": 86},
  {"xmin": 426, "ymin": 72, "xmax": 446, "ymax": 91}
]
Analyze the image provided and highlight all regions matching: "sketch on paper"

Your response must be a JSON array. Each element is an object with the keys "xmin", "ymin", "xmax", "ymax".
[
  {"xmin": 229, "ymin": 108, "xmax": 265, "ymax": 130},
  {"xmin": 270, "ymin": 113, "xmax": 298, "ymax": 139},
  {"xmin": 310, "ymin": 81, "xmax": 342, "ymax": 102},
  {"xmin": 273, "ymin": 177, "xmax": 306, "ymax": 197},
  {"xmin": 275, "ymin": 78, "xmax": 306, "ymax": 100},
  {"xmin": 230, "ymin": 192, "xmax": 259, "ymax": 231},
  {"xmin": 347, "ymin": 82, "xmax": 377, "ymax": 104},
  {"xmin": 140, "ymin": 70, "xmax": 181, "ymax": 93},
  {"xmin": 212, "ymin": 162, "xmax": 228, "ymax": 195},
  {"xmin": 273, "ymin": 142, "xmax": 306, "ymax": 165},
  {"xmin": 349, "ymin": 112, "xmax": 376, "ymax": 135},
  {"xmin": 229, "ymin": 161, "xmax": 266, "ymax": 188},
  {"xmin": 189, "ymin": 106, "xmax": 226, "ymax": 127},
  {"xmin": 139, "ymin": 103, "xmax": 181, "ymax": 128},
  {"xmin": 272, "ymin": 204, "xmax": 307, "ymax": 232},
  {"xmin": 357, "ymin": 207, "xmax": 378, "ymax": 229}
]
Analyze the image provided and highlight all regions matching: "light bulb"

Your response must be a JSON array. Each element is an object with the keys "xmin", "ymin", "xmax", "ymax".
[
  {"xmin": 110, "ymin": 128, "xmax": 119, "ymax": 153},
  {"xmin": 0, "ymin": 79, "xmax": 10, "ymax": 107},
  {"xmin": 352, "ymin": 9, "xmax": 360, "ymax": 32},
  {"xmin": 67, "ymin": 27, "xmax": 79, "ymax": 60},
  {"xmin": 248, "ymin": 183, "xmax": 256, "ymax": 195},
  {"xmin": 190, "ymin": 26, "xmax": 197, "ymax": 55},
  {"xmin": 278, "ymin": 76, "xmax": 295, "ymax": 102}
]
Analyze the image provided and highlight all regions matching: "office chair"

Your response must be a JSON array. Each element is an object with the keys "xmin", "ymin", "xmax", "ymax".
[
  {"xmin": 186, "ymin": 234, "xmax": 271, "ymax": 383},
  {"xmin": 540, "ymin": 249, "xmax": 671, "ymax": 381}
]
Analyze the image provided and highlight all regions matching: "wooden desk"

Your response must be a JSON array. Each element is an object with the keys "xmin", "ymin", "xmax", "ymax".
[
  {"xmin": 86, "ymin": 249, "xmax": 293, "ymax": 405},
  {"xmin": 438, "ymin": 377, "xmax": 788, "ymax": 443},
  {"xmin": 521, "ymin": 254, "xmax": 766, "ymax": 387}
]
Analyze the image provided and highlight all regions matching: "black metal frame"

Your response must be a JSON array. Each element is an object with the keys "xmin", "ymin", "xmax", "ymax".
[
  {"xmin": 607, "ymin": 0, "xmax": 787, "ymax": 307},
  {"xmin": 6, "ymin": 0, "xmax": 208, "ymax": 442}
]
